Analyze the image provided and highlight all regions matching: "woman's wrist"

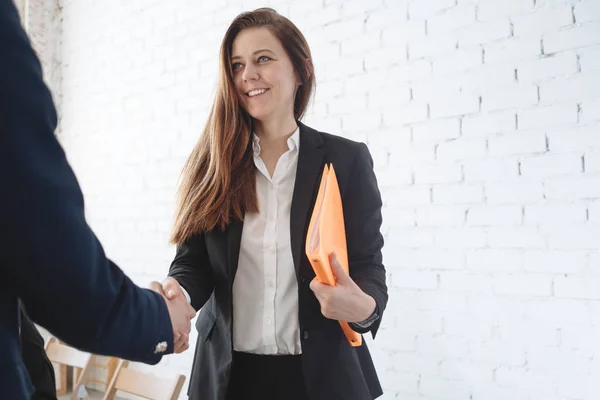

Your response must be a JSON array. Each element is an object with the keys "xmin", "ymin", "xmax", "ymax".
[{"xmin": 352, "ymin": 292, "xmax": 376, "ymax": 323}]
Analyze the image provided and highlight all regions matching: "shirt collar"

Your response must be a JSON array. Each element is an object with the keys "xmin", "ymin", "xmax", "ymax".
[{"xmin": 252, "ymin": 126, "xmax": 300, "ymax": 157}]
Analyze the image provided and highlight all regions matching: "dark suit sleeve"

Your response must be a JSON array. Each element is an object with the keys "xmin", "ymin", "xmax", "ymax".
[
  {"xmin": 343, "ymin": 143, "xmax": 388, "ymax": 338},
  {"xmin": 0, "ymin": 0, "xmax": 173, "ymax": 363},
  {"xmin": 168, "ymin": 233, "xmax": 215, "ymax": 311}
]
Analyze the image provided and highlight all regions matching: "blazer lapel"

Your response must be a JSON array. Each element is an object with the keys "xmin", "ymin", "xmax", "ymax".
[
  {"xmin": 290, "ymin": 122, "xmax": 325, "ymax": 278},
  {"xmin": 227, "ymin": 219, "xmax": 243, "ymax": 281}
]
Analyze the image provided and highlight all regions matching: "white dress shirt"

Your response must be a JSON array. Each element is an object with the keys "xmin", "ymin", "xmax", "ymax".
[
  {"xmin": 181, "ymin": 128, "xmax": 302, "ymax": 355},
  {"xmin": 232, "ymin": 128, "xmax": 301, "ymax": 355}
]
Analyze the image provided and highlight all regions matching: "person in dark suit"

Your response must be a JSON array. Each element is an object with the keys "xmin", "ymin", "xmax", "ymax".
[
  {"xmin": 160, "ymin": 8, "xmax": 388, "ymax": 400},
  {"xmin": 0, "ymin": 1, "xmax": 196, "ymax": 399}
]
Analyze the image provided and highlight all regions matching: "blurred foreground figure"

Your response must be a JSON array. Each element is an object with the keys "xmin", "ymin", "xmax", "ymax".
[{"xmin": 0, "ymin": 1, "xmax": 195, "ymax": 398}]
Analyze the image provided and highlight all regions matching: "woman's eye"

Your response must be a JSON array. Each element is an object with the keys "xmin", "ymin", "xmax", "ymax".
[
  {"xmin": 258, "ymin": 56, "xmax": 270, "ymax": 63},
  {"xmin": 232, "ymin": 63, "xmax": 242, "ymax": 71}
]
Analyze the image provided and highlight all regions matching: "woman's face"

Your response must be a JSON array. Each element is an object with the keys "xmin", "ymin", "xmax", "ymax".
[{"xmin": 231, "ymin": 27, "xmax": 299, "ymax": 123}]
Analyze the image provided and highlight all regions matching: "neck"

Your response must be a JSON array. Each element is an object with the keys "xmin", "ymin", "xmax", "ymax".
[{"xmin": 254, "ymin": 113, "xmax": 298, "ymax": 142}]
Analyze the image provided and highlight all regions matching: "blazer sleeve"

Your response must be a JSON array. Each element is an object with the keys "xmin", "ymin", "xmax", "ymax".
[
  {"xmin": 0, "ymin": 0, "xmax": 173, "ymax": 364},
  {"xmin": 343, "ymin": 143, "xmax": 388, "ymax": 338},
  {"xmin": 168, "ymin": 233, "xmax": 215, "ymax": 312}
]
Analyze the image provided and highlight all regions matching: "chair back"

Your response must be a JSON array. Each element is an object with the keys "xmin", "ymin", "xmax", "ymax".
[
  {"xmin": 102, "ymin": 359, "xmax": 186, "ymax": 400},
  {"xmin": 44, "ymin": 337, "xmax": 95, "ymax": 399}
]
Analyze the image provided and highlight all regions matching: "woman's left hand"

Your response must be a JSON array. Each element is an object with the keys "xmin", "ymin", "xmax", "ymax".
[{"xmin": 309, "ymin": 252, "xmax": 376, "ymax": 323}]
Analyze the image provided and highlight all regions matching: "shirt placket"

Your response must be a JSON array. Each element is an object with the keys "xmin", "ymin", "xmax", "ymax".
[{"xmin": 262, "ymin": 173, "xmax": 278, "ymax": 353}]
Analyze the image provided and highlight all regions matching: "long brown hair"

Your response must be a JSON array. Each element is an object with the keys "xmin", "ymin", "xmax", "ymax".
[{"xmin": 170, "ymin": 8, "xmax": 315, "ymax": 244}]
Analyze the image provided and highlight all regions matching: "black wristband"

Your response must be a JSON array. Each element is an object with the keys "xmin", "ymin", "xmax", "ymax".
[{"xmin": 348, "ymin": 303, "xmax": 379, "ymax": 333}]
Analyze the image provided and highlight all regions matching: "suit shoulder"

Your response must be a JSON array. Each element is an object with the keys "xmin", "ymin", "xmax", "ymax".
[{"xmin": 318, "ymin": 130, "xmax": 367, "ymax": 155}]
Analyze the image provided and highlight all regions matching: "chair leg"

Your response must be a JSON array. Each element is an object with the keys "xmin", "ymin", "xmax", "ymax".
[
  {"xmin": 106, "ymin": 357, "xmax": 119, "ymax": 392},
  {"xmin": 102, "ymin": 359, "xmax": 126, "ymax": 400},
  {"xmin": 56, "ymin": 363, "xmax": 68, "ymax": 396},
  {"xmin": 167, "ymin": 375, "xmax": 186, "ymax": 400},
  {"xmin": 70, "ymin": 355, "xmax": 94, "ymax": 400},
  {"xmin": 44, "ymin": 338, "xmax": 67, "ymax": 396}
]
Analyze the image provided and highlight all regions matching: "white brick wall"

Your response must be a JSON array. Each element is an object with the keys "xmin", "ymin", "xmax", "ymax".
[
  {"xmin": 13, "ymin": 0, "xmax": 62, "ymax": 116},
  {"xmin": 32, "ymin": 0, "xmax": 600, "ymax": 398}
]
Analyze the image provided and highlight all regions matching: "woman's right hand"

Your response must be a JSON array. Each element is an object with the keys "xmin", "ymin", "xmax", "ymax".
[{"xmin": 162, "ymin": 277, "xmax": 193, "ymax": 354}]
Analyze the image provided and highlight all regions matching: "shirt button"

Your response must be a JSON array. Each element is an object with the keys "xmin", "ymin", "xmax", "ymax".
[
  {"xmin": 303, "ymin": 331, "xmax": 309, "ymax": 340},
  {"xmin": 267, "ymin": 318, "xmax": 272, "ymax": 325},
  {"xmin": 268, "ymin": 280, "xmax": 274, "ymax": 288}
]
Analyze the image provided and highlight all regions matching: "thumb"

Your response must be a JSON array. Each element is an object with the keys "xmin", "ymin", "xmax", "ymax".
[
  {"xmin": 148, "ymin": 281, "xmax": 166, "ymax": 298},
  {"xmin": 162, "ymin": 277, "xmax": 182, "ymax": 300},
  {"xmin": 329, "ymin": 251, "xmax": 349, "ymax": 283}
]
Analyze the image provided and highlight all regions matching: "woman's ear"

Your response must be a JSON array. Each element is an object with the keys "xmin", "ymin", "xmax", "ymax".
[
  {"xmin": 305, "ymin": 62, "xmax": 311, "ymax": 80},
  {"xmin": 297, "ymin": 64, "xmax": 311, "ymax": 86},
  {"xmin": 296, "ymin": 58, "xmax": 312, "ymax": 86}
]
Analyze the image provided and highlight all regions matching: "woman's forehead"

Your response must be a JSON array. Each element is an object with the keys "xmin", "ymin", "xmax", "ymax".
[{"xmin": 231, "ymin": 27, "xmax": 283, "ymax": 57}]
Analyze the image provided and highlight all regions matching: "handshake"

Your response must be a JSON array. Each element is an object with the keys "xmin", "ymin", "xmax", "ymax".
[{"xmin": 149, "ymin": 278, "xmax": 196, "ymax": 354}]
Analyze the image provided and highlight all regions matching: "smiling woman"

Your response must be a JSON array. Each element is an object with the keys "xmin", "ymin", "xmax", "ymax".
[{"xmin": 163, "ymin": 8, "xmax": 388, "ymax": 400}]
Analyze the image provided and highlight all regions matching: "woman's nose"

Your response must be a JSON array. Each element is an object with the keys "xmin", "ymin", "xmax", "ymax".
[{"xmin": 242, "ymin": 64, "xmax": 259, "ymax": 82}]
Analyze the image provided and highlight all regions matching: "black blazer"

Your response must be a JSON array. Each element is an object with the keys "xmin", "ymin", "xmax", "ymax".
[
  {"xmin": 1, "ymin": 2, "xmax": 174, "ymax": 398},
  {"xmin": 169, "ymin": 122, "xmax": 388, "ymax": 400}
]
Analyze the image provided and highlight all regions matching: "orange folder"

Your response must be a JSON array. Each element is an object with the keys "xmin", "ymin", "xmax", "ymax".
[{"xmin": 305, "ymin": 163, "xmax": 362, "ymax": 347}]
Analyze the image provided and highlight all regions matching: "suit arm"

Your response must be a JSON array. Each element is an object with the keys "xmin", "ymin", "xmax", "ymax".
[
  {"xmin": 0, "ymin": 1, "xmax": 172, "ymax": 364},
  {"xmin": 343, "ymin": 143, "xmax": 388, "ymax": 338},
  {"xmin": 168, "ymin": 233, "xmax": 215, "ymax": 311}
]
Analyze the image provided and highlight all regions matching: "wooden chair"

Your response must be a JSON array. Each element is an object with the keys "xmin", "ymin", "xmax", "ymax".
[
  {"xmin": 86, "ymin": 356, "xmax": 120, "ymax": 392},
  {"xmin": 102, "ymin": 359, "xmax": 186, "ymax": 400},
  {"xmin": 44, "ymin": 337, "xmax": 96, "ymax": 399}
]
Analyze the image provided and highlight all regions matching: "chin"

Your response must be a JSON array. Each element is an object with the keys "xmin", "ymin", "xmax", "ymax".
[{"xmin": 246, "ymin": 107, "xmax": 273, "ymax": 122}]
